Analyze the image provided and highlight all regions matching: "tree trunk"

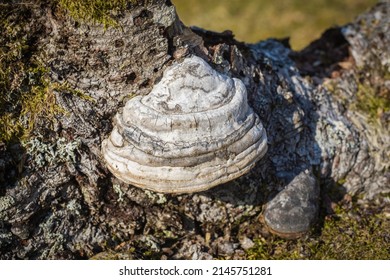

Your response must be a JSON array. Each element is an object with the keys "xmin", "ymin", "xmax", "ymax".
[{"xmin": 0, "ymin": 0, "xmax": 388, "ymax": 259}]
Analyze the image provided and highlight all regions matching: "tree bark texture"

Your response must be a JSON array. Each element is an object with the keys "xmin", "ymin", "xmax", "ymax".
[{"xmin": 0, "ymin": 0, "xmax": 388, "ymax": 259}]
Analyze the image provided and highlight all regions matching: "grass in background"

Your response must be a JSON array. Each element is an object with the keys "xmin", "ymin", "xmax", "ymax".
[{"xmin": 173, "ymin": 0, "xmax": 378, "ymax": 50}]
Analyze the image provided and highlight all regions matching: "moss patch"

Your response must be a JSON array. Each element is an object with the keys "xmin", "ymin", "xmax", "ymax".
[
  {"xmin": 247, "ymin": 199, "xmax": 390, "ymax": 259},
  {"xmin": 311, "ymin": 208, "xmax": 389, "ymax": 259},
  {"xmin": 0, "ymin": 5, "xmax": 57, "ymax": 143},
  {"xmin": 0, "ymin": 2, "xmax": 100, "ymax": 143},
  {"xmin": 57, "ymin": 0, "xmax": 140, "ymax": 27},
  {"xmin": 326, "ymin": 64, "xmax": 389, "ymax": 127},
  {"xmin": 353, "ymin": 75, "xmax": 390, "ymax": 123}
]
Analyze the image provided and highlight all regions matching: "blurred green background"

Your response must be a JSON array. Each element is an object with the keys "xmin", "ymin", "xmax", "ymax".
[{"xmin": 173, "ymin": 0, "xmax": 378, "ymax": 50}]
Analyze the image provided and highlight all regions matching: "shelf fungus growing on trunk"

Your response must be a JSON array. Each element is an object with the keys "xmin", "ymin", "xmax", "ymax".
[{"xmin": 102, "ymin": 56, "xmax": 268, "ymax": 193}]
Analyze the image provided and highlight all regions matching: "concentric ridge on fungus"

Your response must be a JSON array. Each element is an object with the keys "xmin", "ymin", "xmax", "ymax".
[{"xmin": 102, "ymin": 56, "xmax": 267, "ymax": 193}]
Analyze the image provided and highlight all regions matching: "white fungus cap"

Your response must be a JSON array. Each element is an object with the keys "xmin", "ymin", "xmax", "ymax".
[{"xmin": 102, "ymin": 56, "xmax": 267, "ymax": 193}]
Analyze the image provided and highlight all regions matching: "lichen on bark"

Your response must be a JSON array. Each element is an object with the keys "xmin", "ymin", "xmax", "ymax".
[{"xmin": 0, "ymin": 0, "xmax": 389, "ymax": 260}]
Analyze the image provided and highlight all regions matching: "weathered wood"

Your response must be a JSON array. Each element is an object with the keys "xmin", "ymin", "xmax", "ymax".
[{"xmin": 0, "ymin": 0, "xmax": 388, "ymax": 259}]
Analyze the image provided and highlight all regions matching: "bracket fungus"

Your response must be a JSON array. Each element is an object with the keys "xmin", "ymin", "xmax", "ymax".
[{"xmin": 102, "ymin": 56, "xmax": 268, "ymax": 193}]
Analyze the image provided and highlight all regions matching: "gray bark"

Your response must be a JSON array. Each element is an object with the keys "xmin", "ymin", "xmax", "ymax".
[{"xmin": 0, "ymin": 0, "xmax": 388, "ymax": 259}]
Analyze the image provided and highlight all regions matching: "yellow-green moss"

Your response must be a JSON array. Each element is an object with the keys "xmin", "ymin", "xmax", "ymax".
[
  {"xmin": 1, "ymin": 3, "xmax": 99, "ymax": 143},
  {"xmin": 57, "ymin": 0, "xmax": 135, "ymax": 27},
  {"xmin": 337, "ymin": 178, "xmax": 347, "ymax": 185},
  {"xmin": 247, "ymin": 237, "xmax": 301, "ymax": 260},
  {"xmin": 353, "ymin": 80, "xmax": 390, "ymax": 123},
  {"xmin": 312, "ymin": 213, "xmax": 389, "ymax": 259},
  {"xmin": 0, "ymin": 62, "xmax": 61, "ymax": 142},
  {"xmin": 0, "ymin": 5, "xmax": 51, "ymax": 143},
  {"xmin": 326, "ymin": 68, "xmax": 389, "ymax": 126},
  {"xmin": 0, "ymin": 114, "xmax": 23, "ymax": 143},
  {"xmin": 53, "ymin": 81, "xmax": 95, "ymax": 103},
  {"xmin": 247, "ymin": 203, "xmax": 390, "ymax": 260},
  {"xmin": 90, "ymin": 248, "xmax": 135, "ymax": 260}
]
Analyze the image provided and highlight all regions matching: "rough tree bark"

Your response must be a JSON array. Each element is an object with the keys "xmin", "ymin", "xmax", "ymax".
[{"xmin": 0, "ymin": 0, "xmax": 389, "ymax": 259}]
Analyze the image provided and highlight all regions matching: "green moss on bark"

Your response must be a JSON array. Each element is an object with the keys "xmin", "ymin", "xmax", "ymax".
[
  {"xmin": 353, "ymin": 76, "xmax": 390, "ymax": 123},
  {"xmin": 0, "ymin": 5, "xmax": 55, "ymax": 143},
  {"xmin": 57, "ymin": 0, "xmax": 129, "ymax": 27},
  {"xmin": 0, "ymin": 1, "xmax": 103, "ymax": 143}
]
